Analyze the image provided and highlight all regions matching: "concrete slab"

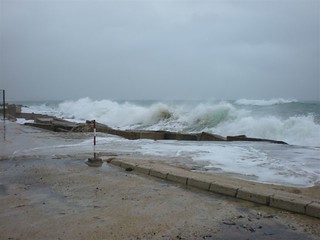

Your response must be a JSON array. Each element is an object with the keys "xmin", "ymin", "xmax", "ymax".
[
  {"xmin": 187, "ymin": 178, "xmax": 211, "ymax": 191},
  {"xmin": 167, "ymin": 173, "xmax": 188, "ymax": 184},
  {"xmin": 110, "ymin": 159, "xmax": 123, "ymax": 167},
  {"xmin": 24, "ymin": 122, "xmax": 53, "ymax": 131},
  {"xmin": 135, "ymin": 165, "xmax": 151, "ymax": 175},
  {"xmin": 306, "ymin": 202, "xmax": 320, "ymax": 219},
  {"xmin": 209, "ymin": 182, "xmax": 239, "ymax": 197},
  {"xmin": 121, "ymin": 162, "xmax": 136, "ymax": 170},
  {"xmin": 149, "ymin": 169, "xmax": 168, "ymax": 179},
  {"xmin": 270, "ymin": 193, "xmax": 312, "ymax": 214},
  {"xmin": 140, "ymin": 131, "xmax": 165, "ymax": 140},
  {"xmin": 35, "ymin": 118, "xmax": 54, "ymax": 123},
  {"xmin": 237, "ymin": 187, "xmax": 272, "ymax": 205}
]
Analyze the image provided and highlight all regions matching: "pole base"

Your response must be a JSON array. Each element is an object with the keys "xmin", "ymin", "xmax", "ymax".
[{"xmin": 85, "ymin": 157, "xmax": 103, "ymax": 167}]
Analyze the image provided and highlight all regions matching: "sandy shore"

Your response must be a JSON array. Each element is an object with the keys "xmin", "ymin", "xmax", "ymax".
[{"xmin": 0, "ymin": 121, "xmax": 319, "ymax": 239}]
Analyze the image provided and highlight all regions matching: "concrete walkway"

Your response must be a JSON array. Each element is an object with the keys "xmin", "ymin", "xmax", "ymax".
[
  {"xmin": 107, "ymin": 156, "xmax": 320, "ymax": 219},
  {"xmin": 1, "ymin": 121, "xmax": 319, "ymax": 239}
]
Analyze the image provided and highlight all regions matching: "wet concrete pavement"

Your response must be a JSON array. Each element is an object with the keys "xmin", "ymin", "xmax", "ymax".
[
  {"xmin": 0, "ymin": 121, "xmax": 319, "ymax": 239},
  {"xmin": 1, "ymin": 156, "xmax": 319, "ymax": 239}
]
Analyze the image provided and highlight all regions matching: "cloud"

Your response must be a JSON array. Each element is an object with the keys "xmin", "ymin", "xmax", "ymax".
[{"xmin": 1, "ymin": 0, "xmax": 319, "ymax": 101}]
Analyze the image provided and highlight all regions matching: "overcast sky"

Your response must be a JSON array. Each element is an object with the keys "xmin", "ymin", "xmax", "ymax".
[{"xmin": 1, "ymin": 0, "xmax": 319, "ymax": 101}]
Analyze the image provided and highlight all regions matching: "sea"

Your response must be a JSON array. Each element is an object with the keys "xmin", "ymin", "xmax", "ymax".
[{"xmin": 12, "ymin": 98, "xmax": 320, "ymax": 187}]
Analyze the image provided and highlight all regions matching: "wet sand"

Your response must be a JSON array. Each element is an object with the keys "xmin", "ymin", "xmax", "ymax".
[{"xmin": 0, "ymin": 121, "xmax": 319, "ymax": 239}]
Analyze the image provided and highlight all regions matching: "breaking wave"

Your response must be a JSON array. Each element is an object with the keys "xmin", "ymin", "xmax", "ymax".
[
  {"xmin": 235, "ymin": 98, "xmax": 297, "ymax": 106},
  {"xmin": 22, "ymin": 97, "xmax": 320, "ymax": 147}
]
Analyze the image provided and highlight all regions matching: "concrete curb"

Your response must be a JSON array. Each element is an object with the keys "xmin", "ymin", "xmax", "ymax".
[
  {"xmin": 210, "ymin": 182, "xmax": 239, "ymax": 197},
  {"xmin": 108, "ymin": 158, "xmax": 320, "ymax": 219},
  {"xmin": 237, "ymin": 187, "xmax": 273, "ymax": 205}
]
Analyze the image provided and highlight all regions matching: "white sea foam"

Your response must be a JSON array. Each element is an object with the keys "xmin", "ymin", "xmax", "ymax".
[
  {"xmin": 21, "ymin": 98, "xmax": 320, "ymax": 147},
  {"xmin": 16, "ymin": 118, "xmax": 34, "ymax": 124},
  {"xmin": 235, "ymin": 98, "xmax": 297, "ymax": 106},
  {"xmin": 16, "ymin": 98, "xmax": 320, "ymax": 186},
  {"xmin": 212, "ymin": 114, "xmax": 320, "ymax": 147},
  {"xmin": 99, "ymin": 138, "xmax": 320, "ymax": 187},
  {"xmin": 22, "ymin": 104, "xmax": 57, "ymax": 116},
  {"xmin": 10, "ymin": 132, "xmax": 319, "ymax": 186}
]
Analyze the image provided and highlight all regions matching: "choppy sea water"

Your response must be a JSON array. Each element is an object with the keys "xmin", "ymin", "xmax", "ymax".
[{"xmin": 11, "ymin": 98, "xmax": 320, "ymax": 187}]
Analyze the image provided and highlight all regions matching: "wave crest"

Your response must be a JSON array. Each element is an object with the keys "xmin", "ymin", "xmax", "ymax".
[
  {"xmin": 22, "ymin": 98, "xmax": 320, "ymax": 147},
  {"xmin": 184, "ymin": 102, "xmax": 243, "ymax": 131},
  {"xmin": 142, "ymin": 103, "xmax": 175, "ymax": 125},
  {"xmin": 235, "ymin": 98, "xmax": 297, "ymax": 106},
  {"xmin": 212, "ymin": 114, "xmax": 320, "ymax": 147}
]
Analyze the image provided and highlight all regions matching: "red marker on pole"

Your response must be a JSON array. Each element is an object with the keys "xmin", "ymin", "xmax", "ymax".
[
  {"xmin": 93, "ymin": 120, "xmax": 96, "ymax": 159},
  {"xmin": 86, "ymin": 120, "xmax": 102, "ymax": 167}
]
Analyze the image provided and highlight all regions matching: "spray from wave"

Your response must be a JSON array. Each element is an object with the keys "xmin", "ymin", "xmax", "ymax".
[
  {"xmin": 235, "ymin": 98, "xmax": 298, "ymax": 106},
  {"xmin": 55, "ymin": 98, "xmax": 176, "ymax": 128},
  {"xmin": 22, "ymin": 97, "xmax": 320, "ymax": 147}
]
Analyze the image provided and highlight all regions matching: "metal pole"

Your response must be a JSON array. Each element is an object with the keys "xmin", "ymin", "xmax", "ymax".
[
  {"xmin": 2, "ymin": 90, "xmax": 5, "ymax": 120},
  {"xmin": 85, "ymin": 119, "xmax": 102, "ymax": 166},
  {"xmin": 93, "ymin": 119, "xmax": 96, "ymax": 159}
]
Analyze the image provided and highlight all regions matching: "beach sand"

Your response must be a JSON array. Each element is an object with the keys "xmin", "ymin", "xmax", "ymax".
[{"xmin": 0, "ymin": 121, "xmax": 319, "ymax": 239}]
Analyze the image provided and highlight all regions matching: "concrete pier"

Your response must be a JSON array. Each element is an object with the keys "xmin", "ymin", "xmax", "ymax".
[{"xmin": 107, "ymin": 156, "xmax": 320, "ymax": 219}]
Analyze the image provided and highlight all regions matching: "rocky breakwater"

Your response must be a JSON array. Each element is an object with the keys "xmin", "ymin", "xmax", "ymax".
[
  {"xmin": 20, "ymin": 114, "xmax": 287, "ymax": 144},
  {"xmin": 24, "ymin": 117, "xmax": 79, "ymax": 132}
]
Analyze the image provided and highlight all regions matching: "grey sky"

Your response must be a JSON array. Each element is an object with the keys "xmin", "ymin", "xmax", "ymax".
[{"xmin": 1, "ymin": 0, "xmax": 319, "ymax": 101}]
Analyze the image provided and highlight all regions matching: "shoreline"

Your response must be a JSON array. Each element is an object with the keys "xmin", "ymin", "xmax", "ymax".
[
  {"xmin": 1, "ymin": 121, "xmax": 320, "ymax": 239},
  {"xmin": 2, "ymin": 119, "xmax": 320, "ymax": 208},
  {"xmin": 104, "ymin": 155, "xmax": 320, "ymax": 219}
]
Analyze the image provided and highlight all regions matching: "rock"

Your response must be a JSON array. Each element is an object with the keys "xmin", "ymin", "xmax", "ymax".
[
  {"xmin": 35, "ymin": 118, "xmax": 54, "ymax": 124},
  {"xmin": 197, "ymin": 132, "xmax": 226, "ymax": 141},
  {"xmin": 226, "ymin": 135, "xmax": 287, "ymax": 144},
  {"xmin": 72, "ymin": 124, "xmax": 93, "ymax": 132},
  {"xmin": 85, "ymin": 157, "xmax": 103, "ymax": 167},
  {"xmin": 51, "ymin": 120, "xmax": 78, "ymax": 132},
  {"xmin": 24, "ymin": 122, "xmax": 54, "ymax": 131},
  {"xmin": 223, "ymin": 221, "xmax": 236, "ymax": 225},
  {"xmin": 175, "ymin": 133, "xmax": 198, "ymax": 141},
  {"xmin": 163, "ymin": 132, "xmax": 177, "ymax": 140},
  {"xmin": 140, "ymin": 131, "xmax": 165, "ymax": 140},
  {"xmin": 20, "ymin": 113, "xmax": 288, "ymax": 145}
]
